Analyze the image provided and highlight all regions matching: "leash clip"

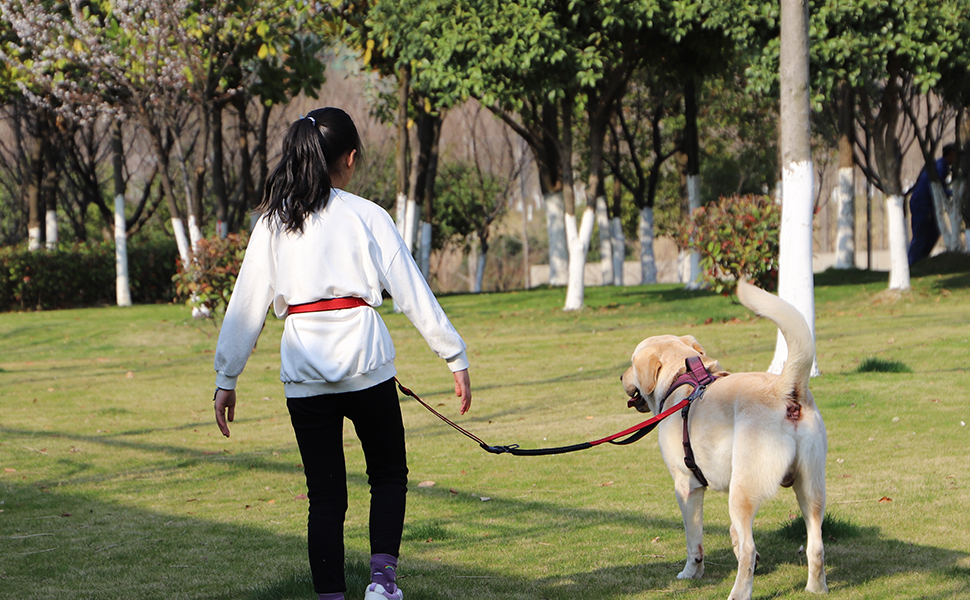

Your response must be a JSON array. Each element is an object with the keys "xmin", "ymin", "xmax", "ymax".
[{"xmin": 483, "ymin": 444, "xmax": 520, "ymax": 455}]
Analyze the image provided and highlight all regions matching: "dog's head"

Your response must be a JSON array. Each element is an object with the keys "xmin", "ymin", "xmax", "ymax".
[{"xmin": 621, "ymin": 335, "xmax": 721, "ymax": 413}]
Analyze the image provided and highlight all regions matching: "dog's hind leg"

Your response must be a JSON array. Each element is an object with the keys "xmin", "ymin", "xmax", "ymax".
[
  {"xmin": 793, "ymin": 435, "xmax": 828, "ymax": 592},
  {"xmin": 726, "ymin": 493, "xmax": 759, "ymax": 600},
  {"xmin": 675, "ymin": 482, "xmax": 706, "ymax": 580}
]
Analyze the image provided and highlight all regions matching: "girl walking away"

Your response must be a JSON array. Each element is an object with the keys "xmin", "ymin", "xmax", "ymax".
[{"xmin": 211, "ymin": 107, "xmax": 472, "ymax": 600}]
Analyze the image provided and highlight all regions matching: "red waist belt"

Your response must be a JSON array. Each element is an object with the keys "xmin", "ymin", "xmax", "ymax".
[{"xmin": 287, "ymin": 297, "xmax": 369, "ymax": 315}]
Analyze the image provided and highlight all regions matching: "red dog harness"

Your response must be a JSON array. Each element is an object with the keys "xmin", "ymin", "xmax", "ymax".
[
  {"xmin": 658, "ymin": 356, "xmax": 719, "ymax": 487},
  {"xmin": 287, "ymin": 297, "xmax": 369, "ymax": 314}
]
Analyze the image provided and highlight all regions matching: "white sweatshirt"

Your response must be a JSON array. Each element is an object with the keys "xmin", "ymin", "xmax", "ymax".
[{"xmin": 213, "ymin": 188, "xmax": 469, "ymax": 398}]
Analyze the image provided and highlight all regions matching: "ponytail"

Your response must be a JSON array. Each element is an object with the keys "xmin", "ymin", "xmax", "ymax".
[{"xmin": 257, "ymin": 107, "xmax": 362, "ymax": 233}]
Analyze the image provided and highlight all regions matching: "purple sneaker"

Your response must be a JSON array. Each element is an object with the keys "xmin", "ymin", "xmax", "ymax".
[{"xmin": 364, "ymin": 582, "xmax": 402, "ymax": 600}]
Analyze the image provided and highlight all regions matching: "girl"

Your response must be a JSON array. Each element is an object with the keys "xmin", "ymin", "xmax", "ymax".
[{"xmin": 212, "ymin": 107, "xmax": 472, "ymax": 600}]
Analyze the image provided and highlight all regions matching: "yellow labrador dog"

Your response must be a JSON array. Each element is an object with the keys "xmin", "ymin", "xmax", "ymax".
[{"xmin": 621, "ymin": 280, "xmax": 827, "ymax": 600}]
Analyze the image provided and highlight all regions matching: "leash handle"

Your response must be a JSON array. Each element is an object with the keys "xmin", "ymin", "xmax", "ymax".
[{"xmin": 395, "ymin": 378, "xmax": 490, "ymax": 448}]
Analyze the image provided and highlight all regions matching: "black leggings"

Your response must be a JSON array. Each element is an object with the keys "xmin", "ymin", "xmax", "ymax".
[{"xmin": 287, "ymin": 379, "xmax": 408, "ymax": 594}]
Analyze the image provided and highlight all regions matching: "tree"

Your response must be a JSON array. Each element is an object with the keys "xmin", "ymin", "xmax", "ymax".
[{"xmin": 771, "ymin": 0, "xmax": 817, "ymax": 375}]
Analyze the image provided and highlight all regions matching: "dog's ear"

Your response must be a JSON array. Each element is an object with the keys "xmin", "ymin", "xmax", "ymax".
[
  {"xmin": 700, "ymin": 355, "xmax": 722, "ymax": 375},
  {"xmin": 679, "ymin": 335, "xmax": 707, "ymax": 355},
  {"xmin": 632, "ymin": 350, "xmax": 663, "ymax": 396}
]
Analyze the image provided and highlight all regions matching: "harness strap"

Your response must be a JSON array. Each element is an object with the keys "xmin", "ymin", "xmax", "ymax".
[
  {"xmin": 665, "ymin": 356, "xmax": 714, "ymax": 487},
  {"xmin": 682, "ymin": 394, "xmax": 709, "ymax": 487},
  {"xmin": 288, "ymin": 297, "xmax": 369, "ymax": 314}
]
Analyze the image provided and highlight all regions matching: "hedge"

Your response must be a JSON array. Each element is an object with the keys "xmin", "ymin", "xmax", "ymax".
[{"xmin": 0, "ymin": 240, "xmax": 180, "ymax": 311}]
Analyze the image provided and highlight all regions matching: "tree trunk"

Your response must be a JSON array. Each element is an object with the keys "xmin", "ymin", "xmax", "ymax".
[
  {"xmin": 545, "ymin": 191, "xmax": 568, "ymax": 285},
  {"xmin": 111, "ymin": 122, "xmax": 132, "ymax": 307},
  {"xmin": 886, "ymin": 194, "xmax": 910, "ymax": 289},
  {"xmin": 256, "ymin": 103, "xmax": 272, "ymax": 209},
  {"xmin": 233, "ymin": 95, "xmax": 256, "ymax": 231},
  {"xmin": 596, "ymin": 194, "xmax": 613, "ymax": 285},
  {"xmin": 834, "ymin": 83, "xmax": 856, "ymax": 269},
  {"xmin": 212, "ymin": 103, "xmax": 229, "ymax": 238},
  {"xmin": 561, "ymin": 94, "xmax": 587, "ymax": 311},
  {"xmin": 610, "ymin": 175, "xmax": 625, "ymax": 286},
  {"xmin": 26, "ymin": 114, "xmax": 45, "ymax": 251},
  {"xmin": 869, "ymin": 55, "xmax": 909, "ymax": 288},
  {"xmin": 43, "ymin": 130, "xmax": 57, "ymax": 249},
  {"xmin": 146, "ymin": 121, "xmax": 190, "ymax": 265},
  {"xmin": 419, "ymin": 110, "xmax": 444, "ymax": 279},
  {"xmin": 638, "ymin": 206, "xmax": 657, "ymax": 284},
  {"xmin": 771, "ymin": 0, "xmax": 818, "ymax": 377},
  {"xmin": 682, "ymin": 76, "xmax": 702, "ymax": 288},
  {"xmin": 929, "ymin": 180, "xmax": 962, "ymax": 251},
  {"xmin": 955, "ymin": 109, "xmax": 970, "ymax": 243}
]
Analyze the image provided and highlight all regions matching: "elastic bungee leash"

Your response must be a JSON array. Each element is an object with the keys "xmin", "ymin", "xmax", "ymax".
[{"xmin": 394, "ymin": 356, "xmax": 718, "ymax": 458}]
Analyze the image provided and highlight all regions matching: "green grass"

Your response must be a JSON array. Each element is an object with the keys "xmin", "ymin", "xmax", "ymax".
[{"xmin": 1, "ymin": 254, "xmax": 969, "ymax": 600}]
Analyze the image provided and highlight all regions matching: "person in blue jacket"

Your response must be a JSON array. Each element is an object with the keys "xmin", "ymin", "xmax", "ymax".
[{"xmin": 908, "ymin": 143, "xmax": 958, "ymax": 266}]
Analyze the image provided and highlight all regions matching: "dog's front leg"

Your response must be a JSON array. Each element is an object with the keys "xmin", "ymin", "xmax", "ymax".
[{"xmin": 675, "ymin": 482, "xmax": 706, "ymax": 579}]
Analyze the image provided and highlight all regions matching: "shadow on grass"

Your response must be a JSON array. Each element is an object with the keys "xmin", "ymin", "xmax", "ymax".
[{"xmin": 2, "ymin": 469, "xmax": 968, "ymax": 600}]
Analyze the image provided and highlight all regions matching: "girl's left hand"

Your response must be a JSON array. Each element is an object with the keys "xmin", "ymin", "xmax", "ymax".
[
  {"xmin": 214, "ymin": 388, "xmax": 237, "ymax": 437},
  {"xmin": 453, "ymin": 369, "xmax": 471, "ymax": 415}
]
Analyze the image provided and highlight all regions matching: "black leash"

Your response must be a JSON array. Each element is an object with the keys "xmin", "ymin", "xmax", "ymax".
[{"xmin": 394, "ymin": 357, "xmax": 716, "ymax": 458}]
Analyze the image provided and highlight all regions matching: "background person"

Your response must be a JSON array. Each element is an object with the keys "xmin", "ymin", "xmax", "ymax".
[
  {"xmin": 908, "ymin": 143, "xmax": 958, "ymax": 266},
  {"xmin": 211, "ymin": 107, "xmax": 472, "ymax": 600}
]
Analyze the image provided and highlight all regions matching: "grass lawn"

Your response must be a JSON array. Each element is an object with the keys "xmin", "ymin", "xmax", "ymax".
[{"xmin": 1, "ymin": 255, "xmax": 969, "ymax": 600}]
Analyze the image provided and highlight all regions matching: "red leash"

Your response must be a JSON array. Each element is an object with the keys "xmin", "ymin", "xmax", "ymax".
[{"xmin": 394, "ymin": 376, "xmax": 696, "ymax": 456}]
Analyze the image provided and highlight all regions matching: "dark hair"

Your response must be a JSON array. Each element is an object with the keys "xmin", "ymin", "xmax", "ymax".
[{"xmin": 256, "ymin": 107, "xmax": 361, "ymax": 233}]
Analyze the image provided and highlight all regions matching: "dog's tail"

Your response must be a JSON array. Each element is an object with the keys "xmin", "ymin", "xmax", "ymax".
[{"xmin": 736, "ymin": 279, "xmax": 814, "ymax": 402}]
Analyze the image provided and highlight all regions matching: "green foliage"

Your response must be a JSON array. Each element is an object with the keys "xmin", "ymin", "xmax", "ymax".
[
  {"xmin": 433, "ymin": 161, "xmax": 507, "ymax": 251},
  {"xmin": 675, "ymin": 194, "xmax": 780, "ymax": 294},
  {"xmin": 0, "ymin": 240, "xmax": 178, "ymax": 311},
  {"xmin": 172, "ymin": 233, "xmax": 248, "ymax": 318}
]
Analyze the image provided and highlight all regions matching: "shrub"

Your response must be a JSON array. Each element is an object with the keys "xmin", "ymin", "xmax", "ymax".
[
  {"xmin": 675, "ymin": 194, "xmax": 781, "ymax": 294},
  {"xmin": 173, "ymin": 233, "xmax": 248, "ymax": 318},
  {"xmin": 0, "ymin": 240, "xmax": 179, "ymax": 311}
]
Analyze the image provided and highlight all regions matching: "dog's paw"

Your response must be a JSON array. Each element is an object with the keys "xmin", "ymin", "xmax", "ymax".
[{"xmin": 676, "ymin": 564, "xmax": 704, "ymax": 580}]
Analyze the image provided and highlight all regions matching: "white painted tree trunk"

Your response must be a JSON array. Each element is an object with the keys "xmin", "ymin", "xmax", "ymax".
[
  {"xmin": 885, "ymin": 194, "xmax": 911, "ymax": 290},
  {"xmin": 772, "ymin": 0, "xmax": 818, "ymax": 379},
  {"xmin": 769, "ymin": 161, "xmax": 817, "ymax": 375},
  {"xmin": 394, "ymin": 192, "xmax": 408, "ymax": 312},
  {"xmin": 929, "ymin": 180, "xmax": 962, "ymax": 251},
  {"xmin": 45, "ymin": 210, "xmax": 57, "ymax": 250},
  {"xmin": 114, "ymin": 194, "xmax": 132, "ymax": 307},
  {"xmin": 171, "ymin": 217, "xmax": 191, "ymax": 266},
  {"xmin": 395, "ymin": 192, "xmax": 407, "ymax": 236},
  {"xmin": 475, "ymin": 252, "xmax": 486, "ymax": 293},
  {"xmin": 610, "ymin": 216, "xmax": 625, "ymax": 286},
  {"xmin": 683, "ymin": 174, "xmax": 702, "ymax": 289},
  {"xmin": 419, "ymin": 220, "xmax": 432, "ymax": 279},
  {"xmin": 467, "ymin": 235, "xmax": 482, "ymax": 293},
  {"xmin": 834, "ymin": 166, "xmax": 856, "ymax": 268},
  {"xmin": 563, "ymin": 207, "xmax": 596, "ymax": 311},
  {"xmin": 595, "ymin": 195, "xmax": 613, "ymax": 285},
  {"xmin": 216, "ymin": 221, "xmax": 228, "ymax": 239},
  {"xmin": 188, "ymin": 215, "xmax": 203, "ymax": 251},
  {"xmin": 545, "ymin": 191, "xmax": 568, "ymax": 286},
  {"xmin": 953, "ymin": 179, "xmax": 969, "ymax": 250},
  {"xmin": 28, "ymin": 227, "xmax": 41, "ymax": 251},
  {"xmin": 403, "ymin": 198, "xmax": 419, "ymax": 254},
  {"xmin": 638, "ymin": 206, "xmax": 658, "ymax": 285}
]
